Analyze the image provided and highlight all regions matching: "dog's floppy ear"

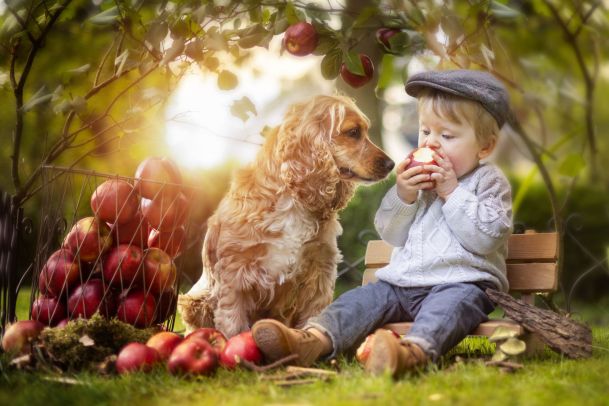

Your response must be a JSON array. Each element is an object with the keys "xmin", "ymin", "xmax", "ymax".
[{"xmin": 276, "ymin": 97, "xmax": 342, "ymax": 212}]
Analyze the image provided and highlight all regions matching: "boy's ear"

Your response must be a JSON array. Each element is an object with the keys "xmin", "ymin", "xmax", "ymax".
[{"xmin": 478, "ymin": 137, "xmax": 497, "ymax": 160}]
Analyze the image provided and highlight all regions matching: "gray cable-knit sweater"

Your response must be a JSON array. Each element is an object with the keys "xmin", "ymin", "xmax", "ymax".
[{"xmin": 373, "ymin": 163, "xmax": 512, "ymax": 292}]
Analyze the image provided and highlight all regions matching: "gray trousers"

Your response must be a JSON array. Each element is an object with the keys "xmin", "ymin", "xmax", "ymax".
[{"xmin": 305, "ymin": 280, "xmax": 495, "ymax": 360}]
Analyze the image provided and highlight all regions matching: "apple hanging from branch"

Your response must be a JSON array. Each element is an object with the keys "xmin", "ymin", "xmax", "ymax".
[
  {"xmin": 283, "ymin": 22, "xmax": 318, "ymax": 56},
  {"xmin": 340, "ymin": 54, "xmax": 374, "ymax": 88}
]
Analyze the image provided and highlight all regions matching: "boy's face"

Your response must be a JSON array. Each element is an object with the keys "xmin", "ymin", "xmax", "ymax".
[{"xmin": 418, "ymin": 104, "xmax": 495, "ymax": 178}]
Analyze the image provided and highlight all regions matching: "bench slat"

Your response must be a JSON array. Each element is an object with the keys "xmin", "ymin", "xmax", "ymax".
[
  {"xmin": 507, "ymin": 232, "xmax": 557, "ymax": 262},
  {"xmin": 383, "ymin": 319, "xmax": 523, "ymax": 337}
]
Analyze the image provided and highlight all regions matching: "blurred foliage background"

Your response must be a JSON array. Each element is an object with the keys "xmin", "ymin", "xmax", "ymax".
[{"xmin": 1, "ymin": 0, "xmax": 608, "ymax": 313}]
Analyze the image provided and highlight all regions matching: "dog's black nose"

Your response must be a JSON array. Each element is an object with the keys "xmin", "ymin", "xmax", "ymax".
[{"xmin": 383, "ymin": 159, "xmax": 395, "ymax": 172}]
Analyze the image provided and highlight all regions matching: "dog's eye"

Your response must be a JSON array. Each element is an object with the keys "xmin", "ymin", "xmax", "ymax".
[{"xmin": 346, "ymin": 127, "xmax": 361, "ymax": 139}]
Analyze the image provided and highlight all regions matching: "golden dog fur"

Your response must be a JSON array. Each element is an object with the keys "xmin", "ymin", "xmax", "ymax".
[{"xmin": 178, "ymin": 95, "xmax": 394, "ymax": 337}]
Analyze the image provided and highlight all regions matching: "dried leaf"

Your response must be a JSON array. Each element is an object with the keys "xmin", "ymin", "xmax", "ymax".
[
  {"xmin": 79, "ymin": 334, "xmax": 95, "ymax": 347},
  {"xmin": 230, "ymin": 96, "xmax": 257, "ymax": 122}
]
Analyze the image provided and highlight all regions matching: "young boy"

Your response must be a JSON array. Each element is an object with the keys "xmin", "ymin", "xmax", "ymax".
[{"xmin": 251, "ymin": 69, "xmax": 513, "ymax": 377}]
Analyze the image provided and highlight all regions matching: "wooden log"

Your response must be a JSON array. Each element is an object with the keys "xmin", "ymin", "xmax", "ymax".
[{"xmin": 486, "ymin": 289, "xmax": 592, "ymax": 359}]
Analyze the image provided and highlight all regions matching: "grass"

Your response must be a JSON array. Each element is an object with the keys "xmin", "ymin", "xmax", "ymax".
[{"xmin": 3, "ymin": 292, "xmax": 609, "ymax": 406}]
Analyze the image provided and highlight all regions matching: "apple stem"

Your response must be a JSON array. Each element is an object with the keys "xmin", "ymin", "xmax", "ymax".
[{"xmin": 239, "ymin": 353, "xmax": 299, "ymax": 373}]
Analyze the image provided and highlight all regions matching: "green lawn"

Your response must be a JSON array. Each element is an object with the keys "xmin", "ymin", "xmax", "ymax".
[{"xmin": 3, "ymin": 291, "xmax": 608, "ymax": 406}]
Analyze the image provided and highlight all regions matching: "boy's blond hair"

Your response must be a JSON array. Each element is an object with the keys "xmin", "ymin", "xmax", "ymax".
[{"xmin": 417, "ymin": 89, "xmax": 499, "ymax": 147}]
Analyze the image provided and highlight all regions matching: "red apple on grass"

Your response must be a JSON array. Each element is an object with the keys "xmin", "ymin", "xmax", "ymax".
[
  {"xmin": 134, "ymin": 157, "xmax": 182, "ymax": 200},
  {"xmin": 340, "ymin": 54, "xmax": 374, "ymax": 88},
  {"xmin": 1, "ymin": 320, "xmax": 45, "ymax": 354},
  {"xmin": 31, "ymin": 296, "xmax": 66, "ymax": 326},
  {"xmin": 38, "ymin": 249, "xmax": 80, "ymax": 298},
  {"xmin": 116, "ymin": 290, "xmax": 156, "ymax": 328},
  {"xmin": 141, "ymin": 193, "xmax": 189, "ymax": 232},
  {"xmin": 186, "ymin": 328, "xmax": 227, "ymax": 357},
  {"xmin": 108, "ymin": 211, "xmax": 148, "ymax": 248},
  {"xmin": 146, "ymin": 331, "xmax": 183, "ymax": 361},
  {"xmin": 63, "ymin": 217, "xmax": 113, "ymax": 263},
  {"xmin": 116, "ymin": 342, "xmax": 160, "ymax": 374},
  {"xmin": 220, "ymin": 331, "xmax": 262, "ymax": 368},
  {"xmin": 90, "ymin": 179, "xmax": 139, "ymax": 225},
  {"xmin": 102, "ymin": 244, "xmax": 144, "ymax": 289},
  {"xmin": 283, "ymin": 22, "xmax": 318, "ymax": 56},
  {"xmin": 405, "ymin": 146, "xmax": 437, "ymax": 172},
  {"xmin": 168, "ymin": 337, "xmax": 218, "ymax": 375},
  {"xmin": 154, "ymin": 288, "xmax": 178, "ymax": 324},
  {"xmin": 142, "ymin": 248, "xmax": 177, "ymax": 295},
  {"xmin": 147, "ymin": 226, "xmax": 186, "ymax": 258},
  {"xmin": 355, "ymin": 330, "xmax": 401, "ymax": 364},
  {"xmin": 67, "ymin": 279, "xmax": 116, "ymax": 319}
]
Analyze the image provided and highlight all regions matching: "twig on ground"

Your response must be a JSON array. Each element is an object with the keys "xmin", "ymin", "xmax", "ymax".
[{"xmin": 239, "ymin": 353, "xmax": 299, "ymax": 372}]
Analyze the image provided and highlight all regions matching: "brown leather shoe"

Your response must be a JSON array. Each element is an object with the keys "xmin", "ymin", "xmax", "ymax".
[
  {"xmin": 252, "ymin": 319, "xmax": 326, "ymax": 367},
  {"xmin": 364, "ymin": 329, "xmax": 428, "ymax": 378}
]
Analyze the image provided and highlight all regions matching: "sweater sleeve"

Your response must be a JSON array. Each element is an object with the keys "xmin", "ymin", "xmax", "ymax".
[
  {"xmin": 374, "ymin": 185, "xmax": 419, "ymax": 247},
  {"xmin": 441, "ymin": 166, "xmax": 512, "ymax": 256}
]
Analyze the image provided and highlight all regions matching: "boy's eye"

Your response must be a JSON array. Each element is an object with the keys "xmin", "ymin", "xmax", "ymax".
[
  {"xmin": 421, "ymin": 129, "xmax": 430, "ymax": 136},
  {"xmin": 442, "ymin": 134, "xmax": 454, "ymax": 140}
]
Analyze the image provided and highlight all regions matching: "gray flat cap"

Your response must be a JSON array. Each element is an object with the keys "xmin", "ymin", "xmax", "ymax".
[{"xmin": 405, "ymin": 69, "xmax": 510, "ymax": 128}]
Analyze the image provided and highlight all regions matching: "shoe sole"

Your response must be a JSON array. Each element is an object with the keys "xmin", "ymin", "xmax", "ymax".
[
  {"xmin": 365, "ymin": 329, "xmax": 399, "ymax": 377},
  {"xmin": 252, "ymin": 319, "xmax": 294, "ymax": 363}
]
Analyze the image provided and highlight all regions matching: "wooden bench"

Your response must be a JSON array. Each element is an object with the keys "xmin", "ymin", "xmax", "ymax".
[{"xmin": 362, "ymin": 231, "xmax": 558, "ymax": 345}]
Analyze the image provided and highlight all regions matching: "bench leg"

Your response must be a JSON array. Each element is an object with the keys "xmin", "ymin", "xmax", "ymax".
[{"xmin": 522, "ymin": 332, "xmax": 546, "ymax": 357}]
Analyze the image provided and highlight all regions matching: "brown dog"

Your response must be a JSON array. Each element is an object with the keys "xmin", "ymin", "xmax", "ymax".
[{"xmin": 178, "ymin": 95, "xmax": 394, "ymax": 337}]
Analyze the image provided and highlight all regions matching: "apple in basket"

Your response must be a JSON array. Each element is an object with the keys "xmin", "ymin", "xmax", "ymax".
[
  {"xmin": 283, "ymin": 22, "xmax": 318, "ymax": 56},
  {"xmin": 185, "ymin": 328, "xmax": 228, "ymax": 357},
  {"xmin": 220, "ymin": 331, "xmax": 262, "ymax": 368},
  {"xmin": 63, "ymin": 217, "xmax": 113, "ymax": 263},
  {"xmin": 107, "ymin": 210, "xmax": 148, "ymax": 248},
  {"xmin": 141, "ymin": 193, "xmax": 189, "ymax": 232},
  {"xmin": 116, "ymin": 290, "xmax": 156, "ymax": 328},
  {"xmin": 147, "ymin": 226, "xmax": 186, "ymax": 258},
  {"xmin": 134, "ymin": 157, "xmax": 183, "ymax": 200},
  {"xmin": 146, "ymin": 331, "xmax": 183, "ymax": 361},
  {"xmin": 90, "ymin": 179, "xmax": 139, "ymax": 225},
  {"xmin": 67, "ymin": 279, "xmax": 116, "ymax": 319},
  {"xmin": 31, "ymin": 296, "xmax": 66, "ymax": 326},
  {"xmin": 1, "ymin": 320, "xmax": 45, "ymax": 355},
  {"xmin": 102, "ymin": 244, "xmax": 144, "ymax": 289},
  {"xmin": 38, "ymin": 248, "xmax": 80, "ymax": 298},
  {"xmin": 168, "ymin": 337, "xmax": 218, "ymax": 375},
  {"xmin": 116, "ymin": 342, "xmax": 160, "ymax": 374},
  {"xmin": 142, "ymin": 248, "xmax": 177, "ymax": 295}
]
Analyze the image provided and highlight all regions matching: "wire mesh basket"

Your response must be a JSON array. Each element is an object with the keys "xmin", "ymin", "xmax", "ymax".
[{"xmin": 29, "ymin": 163, "xmax": 201, "ymax": 332}]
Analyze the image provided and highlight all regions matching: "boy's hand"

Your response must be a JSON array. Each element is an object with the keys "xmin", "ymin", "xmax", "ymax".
[
  {"xmin": 423, "ymin": 148, "xmax": 458, "ymax": 200},
  {"xmin": 395, "ymin": 158, "xmax": 434, "ymax": 204}
]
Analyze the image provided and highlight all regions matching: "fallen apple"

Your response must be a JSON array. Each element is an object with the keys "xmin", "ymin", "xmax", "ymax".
[
  {"xmin": 1, "ymin": 320, "xmax": 45, "ymax": 355},
  {"xmin": 340, "ymin": 54, "xmax": 374, "ymax": 88},
  {"xmin": 67, "ymin": 279, "xmax": 116, "ymax": 320},
  {"xmin": 283, "ymin": 22, "xmax": 318, "ymax": 56},
  {"xmin": 147, "ymin": 226, "xmax": 186, "ymax": 258},
  {"xmin": 91, "ymin": 179, "xmax": 139, "ymax": 225},
  {"xmin": 141, "ymin": 193, "xmax": 189, "ymax": 232},
  {"xmin": 146, "ymin": 331, "xmax": 183, "ymax": 361},
  {"xmin": 355, "ymin": 329, "xmax": 401, "ymax": 364},
  {"xmin": 405, "ymin": 146, "xmax": 437, "ymax": 172},
  {"xmin": 168, "ymin": 337, "xmax": 218, "ymax": 375},
  {"xmin": 31, "ymin": 296, "xmax": 66, "ymax": 326},
  {"xmin": 63, "ymin": 217, "xmax": 113, "ymax": 263},
  {"xmin": 38, "ymin": 249, "xmax": 80, "ymax": 298},
  {"xmin": 116, "ymin": 290, "xmax": 156, "ymax": 328},
  {"xmin": 154, "ymin": 287, "xmax": 178, "ymax": 324},
  {"xmin": 116, "ymin": 342, "xmax": 160, "ymax": 374},
  {"xmin": 102, "ymin": 244, "xmax": 144, "ymax": 289},
  {"xmin": 220, "ymin": 331, "xmax": 262, "ymax": 369},
  {"xmin": 134, "ymin": 157, "xmax": 182, "ymax": 200},
  {"xmin": 142, "ymin": 248, "xmax": 177, "ymax": 295},
  {"xmin": 186, "ymin": 327, "xmax": 227, "ymax": 357}
]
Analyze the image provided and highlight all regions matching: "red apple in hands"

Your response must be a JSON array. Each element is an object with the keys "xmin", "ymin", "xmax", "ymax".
[
  {"xmin": 67, "ymin": 279, "xmax": 116, "ymax": 319},
  {"xmin": 141, "ymin": 193, "xmax": 189, "ymax": 232},
  {"xmin": 108, "ymin": 211, "xmax": 148, "ymax": 248},
  {"xmin": 38, "ymin": 249, "xmax": 80, "ymax": 298},
  {"xmin": 283, "ymin": 22, "xmax": 318, "ymax": 56},
  {"xmin": 220, "ymin": 331, "xmax": 262, "ymax": 368},
  {"xmin": 146, "ymin": 332, "xmax": 183, "ymax": 361},
  {"xmin": 186, "ymin": 328, "xmax": 227, "ymax": 357},
  {"xmin": 134, "ymin": 157, "xmax": 182, "ymax": 200},
  {"xmin": 168, "ymin": 337, "xmax": 218, "ymax": 375},
  {"xmin": 340, "ymin": 54, "xmax": 374, "ymax": 88},
  {"xmin": 147, "ymin": 226, "xmax": 186, "ymax": 258},
  {"xmin": 31, "ymin": 296, "xmax": 66, "ymax": 326},
  {"xmin": 142, "ymin": 248, "xmax": 177, "ymax": 295},
  {"xmin": 116, "ymin": 290, "xmax": 156, "ymax": 328},
  {"xmin": 1, "ymin": 320, "xmax": 45, "ymax": 355},
  {"xmin": 91, "ymin": 179, "xmax": 139, "ymax": 225},
  {"xmin": 116, "ymin": 342, "xmax": 160, "ymax": 374},
  {"xmin": 102, "ymin": 244, "xmax": 144, "ymax": 289},
  {"xmin": 405, "ymin": 146, "xmax": 437, "ymax": 172},
  {"xmin": 154, "ymin": 288, "xmax": 178, "ymax": 324},
  {"xmin": 63, "ymin": 217, "xmax": 113, "ymax": 263}
]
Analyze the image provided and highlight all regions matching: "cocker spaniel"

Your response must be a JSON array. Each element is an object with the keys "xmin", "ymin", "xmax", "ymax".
[{"xmin": 178, "ymin": 95, "xmax": 394, "ymax": 338}]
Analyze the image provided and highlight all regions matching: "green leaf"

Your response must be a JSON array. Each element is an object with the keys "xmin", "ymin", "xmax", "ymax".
[
  {"xmin": 204, "ymin": 27, "xmax": 228, "ymax": 51},
  {"xmin": 145, "ymin": 21, "xmax": 168, "ymax": 52},
  {"xmin": 285, "ymin": 2, "xmax": 300, "ymax": 25},
  {"xmin": 230, "ymin": 96, "xmax": 257, "ymax": 122},
  {"xmin": 217, "ymin": 70, "xmax": 238, "ymax": 90},
  {"xmin": 312, "ymin": 35, "xmax": 339, "ymax": 56},
  {"xmin": 320, "ymin": 49, "xmax": 342, "ymax": 80},
  {"xmin": 344, "ymin": 51, "xmax": 364, "ymax": 76},
  {"xmin": 67, "ymin": 64, "xmax": 91, "ymax": 75},
  {"xmin": 353, "ymin": 6, "xmax": 377, "ymax": 28},
  {"xmin": 21, "ymin": 86, "xmax": 53, "ymax": 113},
  {"xmin": 490, "ymin": 1, "xmax": 522, "ymax": 20},
  {"xmin": 89, "ymin": 6, "xmax": 119, "ymax": 25},
  {"xmin": 376, "ymin": 54, "xmax": 394, "ymax": 90},
  {"xmin": 237, "ymin": 24, "xmax": 271, "ymax": 49},
  {"xmin": 200, "ymin": 54, "xmax": 220, "ymax": 72},
  {"xmin": 185, "ymin": 39, "xmax": 204, "ymax": 61},
  {"xmin": 272, "ymin": 17, "xmax": 290, "ymax": 35},
  {"xmin": 558, "ymin": 153, "xmax": 586, "ymax": 177}
]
